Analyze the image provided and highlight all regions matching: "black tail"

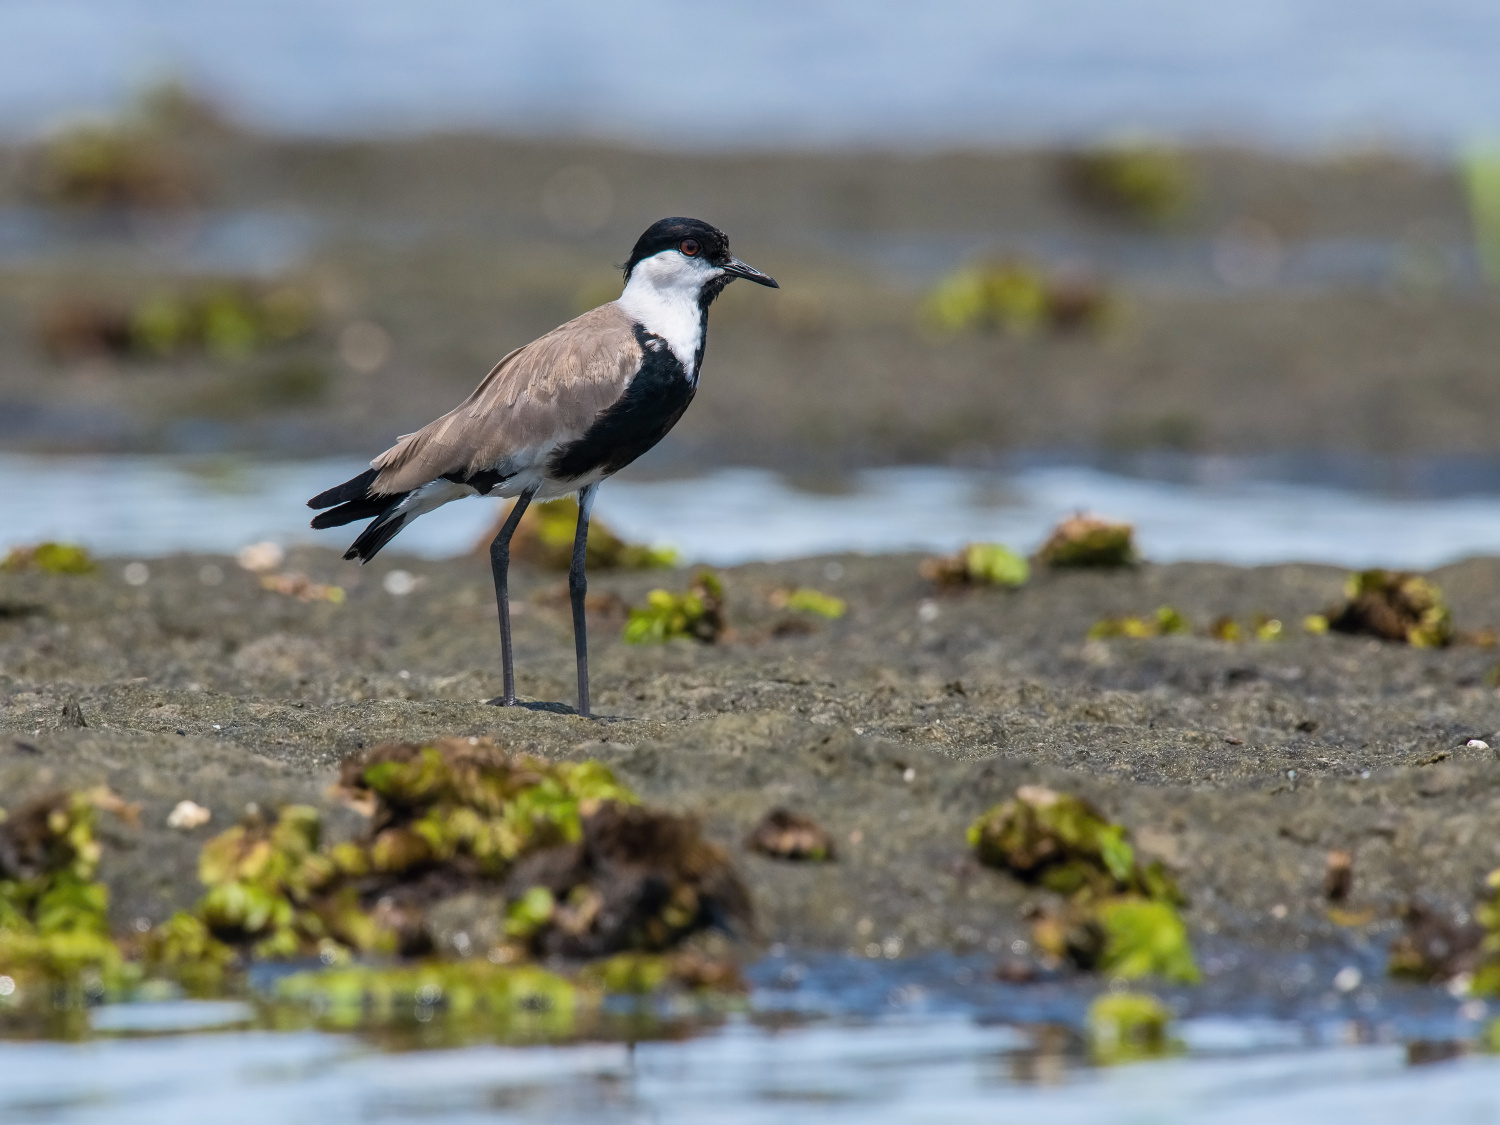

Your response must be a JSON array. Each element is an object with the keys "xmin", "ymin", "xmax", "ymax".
[
  {"xmin": 307, "ymin": 467, "xmax": 411, "ymax": 562},
  {"xmin": 343, "ymin": 508, "xmax": 413, "ymax": 562}
]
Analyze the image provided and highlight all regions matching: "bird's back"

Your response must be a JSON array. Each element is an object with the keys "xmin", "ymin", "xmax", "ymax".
[{"xmin": 368, "ymin": 303, "xmax": 643, "ymax": 496}]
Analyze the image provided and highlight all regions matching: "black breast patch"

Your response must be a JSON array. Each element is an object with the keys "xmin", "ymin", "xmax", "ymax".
[{"xmin": 548, "ymin": 324, "xmax": 697, "ymax": 481}]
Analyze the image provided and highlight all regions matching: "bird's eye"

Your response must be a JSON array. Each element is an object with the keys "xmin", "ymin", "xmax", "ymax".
[{"xmin": 680, "ymin": 238, "xmax": 700, "ymax": 256}]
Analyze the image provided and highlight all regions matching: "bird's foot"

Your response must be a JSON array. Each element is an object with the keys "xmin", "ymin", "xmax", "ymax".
[{"xmin": 485, "ymin": 694, "xmax": 519, "ymax": 707}]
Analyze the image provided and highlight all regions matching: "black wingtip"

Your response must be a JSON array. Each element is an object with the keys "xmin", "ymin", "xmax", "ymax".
[
  {"xmin": 311, "ymin": 494, "xmax": 400, "ymax": 530},
  {"xmin": 308, "ymin": 467, "xmax": 380, "ymax": 510}
]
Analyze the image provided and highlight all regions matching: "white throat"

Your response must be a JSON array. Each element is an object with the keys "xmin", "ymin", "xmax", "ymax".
[{"xmin": 615, "ymin": 251, "xmax": 720, "ymax": 381}]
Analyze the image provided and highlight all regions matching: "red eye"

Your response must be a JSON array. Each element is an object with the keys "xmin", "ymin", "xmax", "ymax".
[{"xmin": 680, "ymin": 238, "xmax": 700, "ymax": 256}]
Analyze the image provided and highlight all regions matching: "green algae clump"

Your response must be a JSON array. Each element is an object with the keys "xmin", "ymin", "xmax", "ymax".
[
  {"xmin": 923, "ymin": 261, "xmax": 1113, "ymax": 336},
  {"xmin": 625, "ymin": 570, "xmax": 726, "ymax": 644},
  {"xmin": 1087, "ymin": 991, "xmax": 1180, "ymax": 1065},
  {"xmin": 579, "ymin": 946, "xmax": 746, "ymax": 997},
  {"xmin": 1038, "ymin": 514, "xmax": 1138, "ymax": 568},
  {"xmin": 921, "ymin": 543, "xmax": 1030, "ymax": 588},
  {"xmin": 2, "ymin": 739, "xmax": 751, "ymax": 1026},
  {"xmin": 338, "ymin": 738, "xmax": 748, "ymax": 959},
  {"xmin": 0, "ymin": 789, "xmax": 138, "ymax": 1007},
  {"xmin": 745, "ymin": 808, "xmax": 836, "ymax": 862},
  {"xmin": 1457, "ymin": 868, "xmax": 1500, "ymax": 997},
  {"xmin": 969, "ymin": 786, "xmax": 1195, "ymax": 981},
  {"xmin": 1097, "ymin": 899, "xmax": 1200, "ymax": 984},
  {"xmin": 1, "ymin": 543, "xmax": 97, "ymax": 575},
  {"xmin": 347, "ymin": 739, "xmax": 639, "ymax": 880},
  {"xmin": 485, "ymin": 496, "xmax": 677, "ymax": 571},
  {"xmin": 275, "ymin": 960, "xmax": 580, "ymax": 1037},
  {"xmin": 260, "ymin": 740, "xmax": 749, "ymax": 1026},
  {"xmin": 182, "ymin": 803, "xmax": 390, "ymax": 963},
  {"xmin": 771, "ymin": 587, "xmax": 848, "ymax": 619},
  {"xmin": 968, "ymin": 786, "xmax": 1142, "ymax": 897},
  {"xmin": 1088, "ymin": 605, "xmax": 1189, "ymax": 640},
  {"xmin": 1327, "ymin": 570, "xmax": 1452, "ymax": 648},
  {"xmin": 142, "ymin": 911, "xmax": 237, "ymax": 995},
  {"xmin": 1062, "ymin": 142, "xmax": 1194, "ymax": 225}
]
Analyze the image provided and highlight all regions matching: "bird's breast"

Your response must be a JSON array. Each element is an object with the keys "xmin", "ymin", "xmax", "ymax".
[{"xmin": 544, "ymin": 323, "xmax": 698, "ymax": 482}]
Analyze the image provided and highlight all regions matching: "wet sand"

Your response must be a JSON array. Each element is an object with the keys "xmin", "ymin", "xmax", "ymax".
[{"xmin": 4, "ymin": 548, "xmax": 1499, "ymax": 964}]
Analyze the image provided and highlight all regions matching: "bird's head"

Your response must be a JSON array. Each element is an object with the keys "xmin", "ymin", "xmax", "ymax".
[{"xmin": 621, "ymin": 217, "xmax": 778, "ymax": 307}]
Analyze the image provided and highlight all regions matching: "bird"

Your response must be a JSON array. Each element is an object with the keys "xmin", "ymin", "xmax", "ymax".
[{"xmin": 306, "ymin": 217, "xmax": 778, "ymax": 718}]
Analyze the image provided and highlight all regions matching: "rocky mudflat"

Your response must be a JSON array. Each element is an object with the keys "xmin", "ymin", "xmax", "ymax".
[{"xmin": 3, "ymin": 547, "xmax": 1500, "ymax": 965}]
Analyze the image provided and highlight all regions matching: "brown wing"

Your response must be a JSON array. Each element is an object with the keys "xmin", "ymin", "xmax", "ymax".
[{"xmin": 368, "ymin": 303, "xmax": 641, "ymax": 495}]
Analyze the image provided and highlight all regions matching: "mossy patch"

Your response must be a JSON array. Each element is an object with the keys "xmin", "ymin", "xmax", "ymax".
[
  {"xmin": 1, "ymin": 543, "xmax": 97, "ymax": 575},
  {"xmin": 1061, "ymin": 142, "xmax": 1194, "ymax": 225},
  {"xmin": 28, "ymin": 119, "xmax": 198, "ymax": 211},
  {"xmin": 1326, "ymin": 570, "xmax": 1453, "ymax": 648},
  {"xmin": 274, "ymin": 959, "xmax": 581, "ymax": 1037},
  {"xmin": 1393, "ymin": 868, "xmax": 1500, "ymax": 994},
  {"xmin": 0, "ymin": 740, "xmax": 754, "ymax": 1028},
  {"xmin": 921, "ymin": 543, "xmax": 1030, "ymax": 588},
  {"xmin": 1208, "ymin": 613, "xmax": 1284, "ymax": 642},
  {"xmin": 1038, "ymin": 515, "xmax": 1138, "ymax": 569},
  {"xmin": 1088, "ymin": 606, "xmax": 1189, "ymax": 640},
  {"xmin": 1087, "ymin": 991, "xmax": 1181, "ymax": 1065},
  {"xmin": 0, "ymin": 789, "xmax": 140, "ymax": 1009},
  {"xmin": 482, "ymin": 496, "xmax": 678, "ymax": 571},
  {"xmin": 923, "ymin": 260, "xmax": 1114, "ymax": 336},
  {"xmin": 968, "ymin": 786, "xmax": 1196, "ymax": 983},
  {"xmin": 768, "ymin": 587, "xmax": 847, "ymax": 618},
  {"xmin": 625, "ymin": 570, "xmax": 726, "ymax": 644},
  {"xmin": 745, "ymin": 808, "xmax": 836, "ymax": 862}
]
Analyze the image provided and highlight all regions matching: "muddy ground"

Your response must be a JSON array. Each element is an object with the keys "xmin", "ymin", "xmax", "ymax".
[
  {"xmin": 2, "ymin": 130, "xmax": 1498, "ymax": 466},
  {"xmin": 4, "ymin": 548, "xmax": 1500, "ymax": 964}
]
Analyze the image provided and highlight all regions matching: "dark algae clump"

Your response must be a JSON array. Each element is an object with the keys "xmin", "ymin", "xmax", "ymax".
[
  {"xmin": 0, "ymin": 789, "xmax": 138, "ymax": 1009},
  {"xmin": 920, "ymin": 543, "xmax": 1030, "ymax": 588},
  {"xmin": 1325, "ymin": 569, "xmax": 1453, "ymax": 648},
  {"xmin": 2, "ymin": 738, "xmax": 754, "ymax": 1033},
  {"xmin": 1087, "ymin": 992, "xmax": 1181, "ymax": 1065},
  {"xmin": 477, "ymin": 497, "xmax": 677, "ymax": 572},
  {"xmin": 968, "ymin": 786, "xmax": 1197, "ymax": 983},
  {"xmin": 1037, "ymin": 514, "xmax": 1138, "ymax": 569},
  {"xmin": 624, "ymin": 570, "xmax": 727, "ymax": 644},
  {"xmin": 745, "ymin": 809, "xmax": 836, "ymax": 862}
]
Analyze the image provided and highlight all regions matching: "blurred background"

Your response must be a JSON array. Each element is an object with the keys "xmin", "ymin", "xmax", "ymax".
[{"xmin": 3, "ymin": 0, "xmax": 1500, "ymax": 564}]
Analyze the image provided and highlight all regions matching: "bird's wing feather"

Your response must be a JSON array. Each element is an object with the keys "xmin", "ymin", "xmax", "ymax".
[{"xmin": 367, "ymin": 303, "xmax": 641, "ymax": 495}]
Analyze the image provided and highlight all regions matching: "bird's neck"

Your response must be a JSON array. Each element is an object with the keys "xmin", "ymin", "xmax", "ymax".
[{"xmin": 616, "ymin": 268, "xmax": 713, "ymax": 382}]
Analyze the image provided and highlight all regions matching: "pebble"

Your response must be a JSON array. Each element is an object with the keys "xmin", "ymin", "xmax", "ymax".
[{"xmin": 166, "ymin": 800, "xmax": 212, "ymax": 830}]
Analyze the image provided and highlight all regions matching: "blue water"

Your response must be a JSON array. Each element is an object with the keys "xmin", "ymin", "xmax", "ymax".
[
  {"xmin": 2, "ymin": 945, "xmax": 1498, "ymax": 1124},
  {"xmin": 3, "ymin": 1, "xmax": 1500, "ymax": 150},
  {"xmin": 8, "ymin": 1020, "xmax": 1497, "ymax": 1125},
  {"xmin": 7, "ymin": 454, "xmax": 1500, "ymax": 570}
]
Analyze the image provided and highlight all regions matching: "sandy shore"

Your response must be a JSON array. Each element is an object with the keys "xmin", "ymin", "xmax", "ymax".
[{"xmin": 4, "ymin": 547, "xmax": 1499, "ymax": 963}]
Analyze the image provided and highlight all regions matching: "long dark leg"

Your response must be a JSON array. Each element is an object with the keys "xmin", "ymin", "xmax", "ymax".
[
  {"xmin": 488, "ymin": 487, "xmax": 537, "ymax": 706},
  {"xmin": 570, "ymin": 483, "xmax": 598, "ymax": 718}
]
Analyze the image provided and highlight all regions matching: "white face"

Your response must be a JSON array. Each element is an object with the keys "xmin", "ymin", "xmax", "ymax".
[
  {"xmin": 616, "ymin": 250, "xmax": 724, "ymax": 380},
  {"xmin": 625, "ymin": 248, "xmax": 724, "ymax": 296}
]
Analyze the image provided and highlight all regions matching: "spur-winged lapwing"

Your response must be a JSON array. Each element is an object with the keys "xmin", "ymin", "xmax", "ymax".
[{"xmin": 307, "ymin": 217, "xmax": 777, "ymax": 718}]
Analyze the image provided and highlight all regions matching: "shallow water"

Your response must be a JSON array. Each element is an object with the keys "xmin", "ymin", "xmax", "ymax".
[
  {"xmin": 4, "ymin": 1, "xmax": 1500, "ymax": 149},
  {"xmin": 2, "ymin": 204, "xmax": 1481, "ymax": 295},
  {"xmin": 2, "ymin": 948, "xmax": 1498, "ymax": 1124},
  {"xmin": 8, "ymin": 454, "xmax": 1500, "ymax": 570}
]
